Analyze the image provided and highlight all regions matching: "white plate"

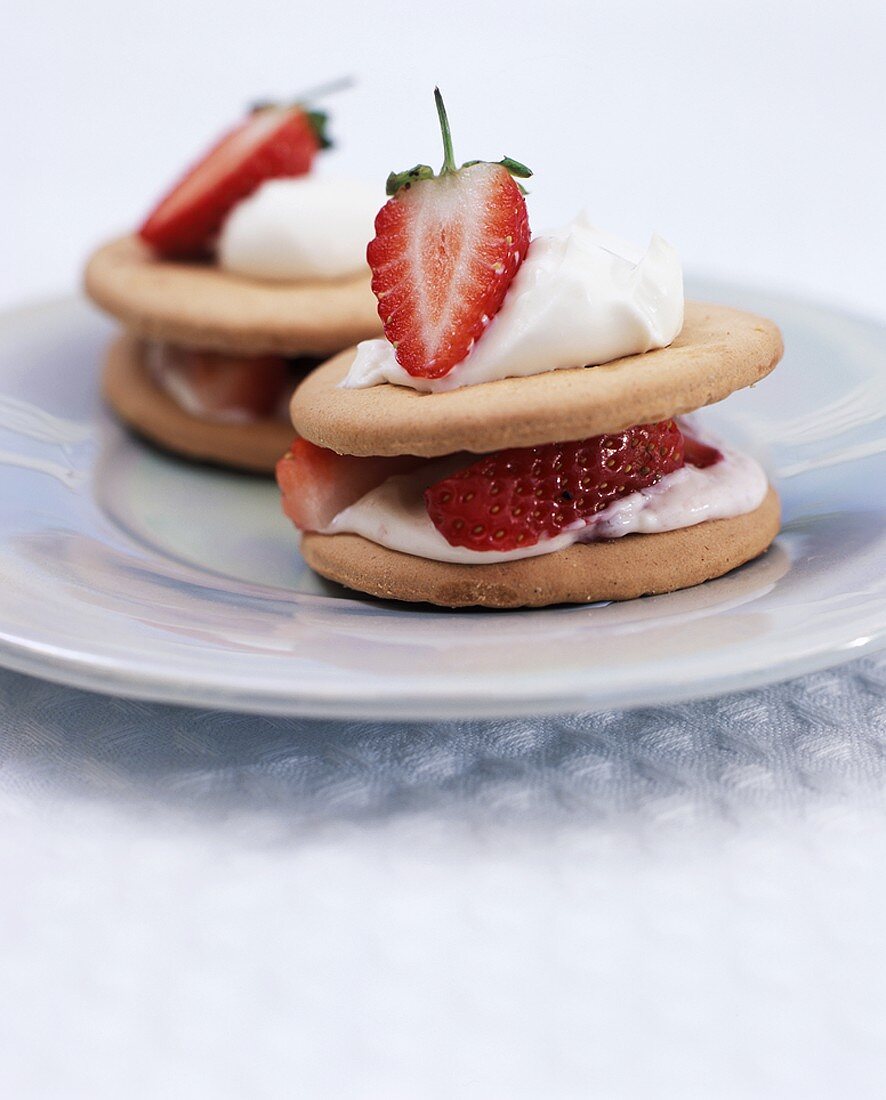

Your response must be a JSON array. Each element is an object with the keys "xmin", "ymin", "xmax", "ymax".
[{"xmin": 0, "ymin": 285, "xmax": 883, "ymax": 718}]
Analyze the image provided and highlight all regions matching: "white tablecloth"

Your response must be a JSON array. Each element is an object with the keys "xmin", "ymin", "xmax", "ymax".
[{"xmin": 1, "ymin": 656, "xmax": 885, "ymax": 1098}]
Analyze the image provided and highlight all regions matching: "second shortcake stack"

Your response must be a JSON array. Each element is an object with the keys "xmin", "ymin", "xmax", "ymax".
[{"xmin": 85, "ymin": 93, "xmax": 380, "ymax": 473}]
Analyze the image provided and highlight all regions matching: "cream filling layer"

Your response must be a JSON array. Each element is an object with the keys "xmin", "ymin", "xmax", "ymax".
[
  {"xmin": 321, "ymin": 435, "xmax": 768, "ymax": 565},
  {"xmin": 342, "ymin": 212, "xmax": 684, "ymax": 393}
]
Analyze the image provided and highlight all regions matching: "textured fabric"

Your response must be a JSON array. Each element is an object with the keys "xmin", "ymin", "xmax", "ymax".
[{"xmin": 0, "ymin": 656, "xmax": 885, "ymax": 1098}]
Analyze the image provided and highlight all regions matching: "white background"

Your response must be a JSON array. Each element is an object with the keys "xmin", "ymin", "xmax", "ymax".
[
  {"xmin": 3, "ymin": 0, "xmax": 885, "ymax": 321},
  {"xmin": 2, "ymin": 2, "xmax": 886, "ymax": 1097}
]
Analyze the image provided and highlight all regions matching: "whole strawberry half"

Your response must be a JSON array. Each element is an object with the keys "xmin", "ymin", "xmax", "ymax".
[
  {"xmin": 139, "ymin": 102, "xmax": 332, "ymax": 259},
  {"xmin": 367, "ymin": 88, "xmax": 532, "ymax": 379},
  {"xmin": 425, "ymin": 421, "xmax": 689, "ymax": 552}
]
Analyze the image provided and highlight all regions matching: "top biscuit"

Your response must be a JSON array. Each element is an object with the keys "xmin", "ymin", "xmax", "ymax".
[
  {"xmin": 290, "ymin": 301, "xmax": 783, "ymax": 457},
  {"xmin": 84, "ymin": 235, "xmax": 382, "ymax": 356}
]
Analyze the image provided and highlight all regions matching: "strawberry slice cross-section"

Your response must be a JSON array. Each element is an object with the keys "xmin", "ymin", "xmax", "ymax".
[
  {"xmin": 424, "ymin": 421, "xmax": 689, "ymax": 552},
  {"xmin": 151, "ymin": 346, "xmax": 293, "ymax": 420},
  {"xmin": 139, "ymin": 101, "xmax": 332, "ymax": 259},
  {"xmin": 276, "ymin": 439, "xmax": 421, "ymax": 532},
  {"xmin": 367, "ymin": 88, "xmax": 532, "ymax": 380}
]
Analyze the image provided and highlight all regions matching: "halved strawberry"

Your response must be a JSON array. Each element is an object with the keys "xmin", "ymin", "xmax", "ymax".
[
  {"xmin": 155, "ymin": 346, "xmax": 293, "ymax": 419},
  {"xmin": 277, "ymin": 440, "xmax": 421, "ymax": 531},
  {"xmin": 425, "ymin": 421, "xmax": 686, "ymax": 552},
  {"xmin": 367, "ymin": 88, "xmax": 531, "ymax": 379},
  {"xmin": 682, "ymin": 433, "xmax": 722, "ymax": 469},
  {"xmin": 139, "ymin": 103, "xmax": 331, "ymax": 259}
]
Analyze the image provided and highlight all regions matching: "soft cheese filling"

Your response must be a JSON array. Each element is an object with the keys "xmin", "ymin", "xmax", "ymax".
[
  {"xmin": 304, "ymin": 427, "xmax": 768, "ymax": 565},
  {"xmin": 342, "ymin": 212, "xmax": 684, "ymax": 393},
  {"xmin": 146, "ymin": 343, "xmax": 314, "ymax": 424},
  {"xmin": 217, "ymin": 177, "xmax": 380, "ymax": 282}
]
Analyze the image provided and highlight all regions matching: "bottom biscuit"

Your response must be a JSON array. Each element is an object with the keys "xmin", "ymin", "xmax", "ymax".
[
  {"xmin": 300, "ymin": 486, "xmax": 781, "ymax": 608},
  {"xmin": 103, "ymin": 334, "xmax": 295, "ymax": 474}
]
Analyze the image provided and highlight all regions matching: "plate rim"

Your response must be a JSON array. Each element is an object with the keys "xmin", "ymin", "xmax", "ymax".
[
  {"xmin": 0, "ymin": 289, "xmax": 884, "ymax": 718},
  {"xmin": 0, "ymin": 624, "xmax": 881, "ymax": 719}
]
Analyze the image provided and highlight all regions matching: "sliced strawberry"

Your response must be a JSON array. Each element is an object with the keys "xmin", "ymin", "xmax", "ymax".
[
  {"xmin": 154, "ymin": 346, "xmax": 294, "ymax": 420},
  {"xmin": 367, "ymin": 88, "xmax": 531, "ymax": 379},
  {"xmin": 276, "ymin": 440, "xmax": 421, "ymax": 531},
  {"xmin": 139, "ymin": 104, "xmax": 330, "ymax": 258},
  {"xmin": 424, "ymin": 421, "xmax": 686, "ymax": 552},
  {"xmin": 682, "ymin": 433, "xmax": 722, "ymax": 469}
]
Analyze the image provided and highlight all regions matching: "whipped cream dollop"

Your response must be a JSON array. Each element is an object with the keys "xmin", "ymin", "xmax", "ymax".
[
  {"xmin": 321, "ymin": 433, "xmax": 768, "ymax": 565},
  {"xmin": 342, "ymin": 212, "xmax": 684, "ymax": 392},
  {"xmin": 218, "ymin": 177, "xmax": 380, "ymax": 281}
]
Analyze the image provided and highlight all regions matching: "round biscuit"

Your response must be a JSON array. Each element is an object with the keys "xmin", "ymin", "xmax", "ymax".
[
  {"xmin": 102, "ymin": 334, "xmax": 293, "ymax": 474},
  {"xmin": 85, "ymin": 236, "xmax": 382, "ymax": 356},
  {"xmin": 291, "ymin": 301, "xmax": 783, "ymax": 456},
  {"xmin": 300, "ymin": 486, "xmax": 780, "ymax": 608}
]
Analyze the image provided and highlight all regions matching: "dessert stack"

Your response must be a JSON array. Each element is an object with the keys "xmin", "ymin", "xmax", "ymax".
[
  {"xmin": 84, "ymin": 90, "xmax": 380, "ymax": 472},
  {"xmin": 277, "ymin": 90, "xmax": 783, "ymax": 607}
]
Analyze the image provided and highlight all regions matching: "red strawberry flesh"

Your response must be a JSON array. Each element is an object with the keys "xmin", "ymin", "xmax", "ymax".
[
  {"xmin": 424, "ymin": 421, "xmax": 687, "ymax": 552},
  {"xmin": 139, "ymin": 106, "xmax": 320, "ymax": 259},
  {"xmin": 154, "ymin": 346, "xmax": 294, "ymax": 420},
  {"xmin": 682, "ymin": 433, "xmax": 722, "ymax": 469},
  {"xmin": 276, "ymin": 440, "xmax": 421, "ymax": 532},
  {"xmin": 368, "ymin": 165, "xmax": 530, "ymax": 378},
  {"xmin": 367, "ymin": 88, "xmax": 531, "ymax": 379}
]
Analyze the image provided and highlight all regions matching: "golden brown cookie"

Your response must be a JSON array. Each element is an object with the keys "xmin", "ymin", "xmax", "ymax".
[
  {"xmin": 85, "ymin": 236, "xmax": 382, "ymax": 357},
  {"xmin": 291, "ymin": 301, "xmax": 783, "ymax": 457},
  {"xmin": 300, "ymin": 486, "xmax": 780, "ymax": 608},
  {"xmin": 103, "ymin": 334, "xmax": 293, "ymax": 473}
]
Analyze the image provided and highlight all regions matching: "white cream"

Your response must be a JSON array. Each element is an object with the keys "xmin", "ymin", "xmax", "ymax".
[
  {"xmin": 217, "ymin": 177, "xmax": 380, "ymax": 281},
  {"xmin": 342, "ymin": 212, "xmax": 684, "ymax": 392},
  {"xmin": 322, "ymin": 436, "xmax": 767, "ymax": 565}
]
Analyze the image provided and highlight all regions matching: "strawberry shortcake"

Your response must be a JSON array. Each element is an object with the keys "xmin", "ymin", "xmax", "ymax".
[
  {"xmin": 277, "ymin": 90, "xmax": 782, "ymax": 607},
  {"xmin": 85, "ymin": 87, "xmax": 381, "ymax": 472}
]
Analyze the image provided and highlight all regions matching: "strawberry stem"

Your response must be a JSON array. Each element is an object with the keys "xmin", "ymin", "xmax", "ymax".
[
  {"xmin": 434, "ymin": 87, "xmax": 457, "ymax": 175},
  {"xmin": 384, "ymin": 88, "xmax": 533, "ymax": 196},
  {"xmin": 250, "ymin": 76, "xmax": 354, "ymax": 116},
  {"xmin": 293, "ymin": 75, "xmax": 354, "ymax": 104}
]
